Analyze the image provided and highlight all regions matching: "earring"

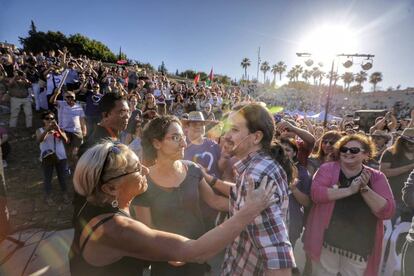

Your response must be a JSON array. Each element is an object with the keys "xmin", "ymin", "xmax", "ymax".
[{"xmin": 111, "ymin": 199, "xmax": 119, "ymax": 208}]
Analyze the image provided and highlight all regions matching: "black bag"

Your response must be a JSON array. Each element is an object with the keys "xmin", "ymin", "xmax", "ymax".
[{"xmin": 41, "ymin": 137, "xmax": 59, "ymax": 165}]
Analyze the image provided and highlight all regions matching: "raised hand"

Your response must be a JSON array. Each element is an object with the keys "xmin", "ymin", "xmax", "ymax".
[{"xmin": 244, "ymin": 176, "xmax": 277, "ymax": 214}]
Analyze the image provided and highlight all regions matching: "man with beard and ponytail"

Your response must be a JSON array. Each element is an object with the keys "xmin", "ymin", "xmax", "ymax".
[{"xmin": 218, "ymin": 103, "xmax": 296, "ymax": 276}]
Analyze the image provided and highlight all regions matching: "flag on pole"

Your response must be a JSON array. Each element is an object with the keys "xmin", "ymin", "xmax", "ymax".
[
  {"xmin": 206, "ymin": 68, "xmax": 214, "ymax": 86},
  {"xmin": 194, "ymin": 74, "xmax": 200, "ymax": 85}
]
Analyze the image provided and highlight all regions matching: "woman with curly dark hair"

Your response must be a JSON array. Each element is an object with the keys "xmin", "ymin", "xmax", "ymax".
[{"xmin": 132, "ymin": 115, "xmax": 230, "ymax": 275}]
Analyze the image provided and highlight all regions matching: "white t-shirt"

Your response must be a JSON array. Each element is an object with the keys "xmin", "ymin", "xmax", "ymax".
[
  {"xmin": 56, "ymin": 100, "xmax": 85, "ymax": 133},
  {"xmin": 46, "ymin": 74, "xmax": 64, "ymax": 95},
  {"xmin": 38, "ymin": 128, "xmax": 67, "ymax": 160}
]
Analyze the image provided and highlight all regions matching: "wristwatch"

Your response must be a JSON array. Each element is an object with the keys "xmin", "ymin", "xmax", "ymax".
[{"xmin": 360, "ymin": 185, "xmax": 369, "ymax": 193}]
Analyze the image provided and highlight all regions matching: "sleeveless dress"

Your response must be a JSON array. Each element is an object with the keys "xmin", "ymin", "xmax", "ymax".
[{"xmin": 69, "ymin": 202, "xmax": 148, "ymax": 275}]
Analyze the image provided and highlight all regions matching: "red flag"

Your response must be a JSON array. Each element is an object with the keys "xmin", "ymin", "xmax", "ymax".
[
  {"xmin": 208, "ymin": 68, "xmax": 214, "ymax": 81},
  {"xmin": 194, "ymin": 74, "xmax": 200, "ymax": 85}
]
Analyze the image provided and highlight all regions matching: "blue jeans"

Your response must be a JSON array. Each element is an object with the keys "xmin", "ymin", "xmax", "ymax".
[{"xmin": 42, "ymin": 159, "xmax": 67, "ymax": 195}]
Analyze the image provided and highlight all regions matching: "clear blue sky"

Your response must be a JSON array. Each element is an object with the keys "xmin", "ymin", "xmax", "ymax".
[{"xmin": 1, "ymin": 0, "xmax": 414, "ymax": 90}]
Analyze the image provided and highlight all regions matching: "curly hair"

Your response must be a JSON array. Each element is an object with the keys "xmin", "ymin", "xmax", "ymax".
[
  {"xmin": 141, "ymin": 115, "xmax": 182, "ymax": 164},
  {"xmin": 333, "ymin": 133, "xmax": 377, "ymax": 161}
]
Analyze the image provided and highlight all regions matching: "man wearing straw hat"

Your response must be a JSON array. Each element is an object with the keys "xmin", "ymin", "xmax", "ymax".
[
  {"xmin": 182, "ymin": 111, "xmax": 222, "ymax": 221},
  {"xmin": 182, "ymin": 111, "xmax": 225, "ymax": 273}
]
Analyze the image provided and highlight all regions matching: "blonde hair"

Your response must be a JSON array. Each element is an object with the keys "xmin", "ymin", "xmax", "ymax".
[{"xmin": 73, "ymin": 141, "xmax": 139, "ymax": 204}]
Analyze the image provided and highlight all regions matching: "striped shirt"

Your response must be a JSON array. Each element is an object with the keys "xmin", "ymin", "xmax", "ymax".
[{"xmin": 221, "ymin": 150, "xmax": 295, "ymax": 275}]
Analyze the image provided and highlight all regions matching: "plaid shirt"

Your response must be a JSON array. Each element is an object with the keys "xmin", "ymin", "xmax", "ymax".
[{"xmin": 221, "ymin": 150, "xmax": 295, "ymax": 275}]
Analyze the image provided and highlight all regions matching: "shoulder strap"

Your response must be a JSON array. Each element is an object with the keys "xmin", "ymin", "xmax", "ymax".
[
  {"xmin": 80, "ymin": 214, "xmax": 115, "ymax": 253},
  {"xmin": 80, "ymin": 210, "xmax": 131, "ymax": 253}
]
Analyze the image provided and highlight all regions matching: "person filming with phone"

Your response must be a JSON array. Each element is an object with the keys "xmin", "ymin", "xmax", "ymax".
[{"xmin": 36, "ymin": 111, "xmax": 70, "ymax": 206}]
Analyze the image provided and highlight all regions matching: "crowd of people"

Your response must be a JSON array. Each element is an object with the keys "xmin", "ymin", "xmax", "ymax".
[{"xmin": 1, "ymin": 43, "xmax": 414, "ymax": 275}]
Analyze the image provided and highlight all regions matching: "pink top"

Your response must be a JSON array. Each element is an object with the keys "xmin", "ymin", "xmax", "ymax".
[{"xmin": 303, "ymin": 161, "xmax": 395, "ymax": 276}]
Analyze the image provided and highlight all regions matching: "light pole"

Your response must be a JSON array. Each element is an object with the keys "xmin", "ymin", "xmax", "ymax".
[{"xmin": 296, "ymin": 53, "xmax": 374, "ymax": 127}]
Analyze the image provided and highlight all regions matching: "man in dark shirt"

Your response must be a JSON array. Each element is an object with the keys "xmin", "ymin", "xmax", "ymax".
[{"xmin": 78, "ymin": 93, "xmax": 130, "ymax": 156}]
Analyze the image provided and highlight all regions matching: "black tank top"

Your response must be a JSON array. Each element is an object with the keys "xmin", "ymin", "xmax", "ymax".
[{"xmin": 69, "ymin": 202, "xmax": 147, "ymax": 275}]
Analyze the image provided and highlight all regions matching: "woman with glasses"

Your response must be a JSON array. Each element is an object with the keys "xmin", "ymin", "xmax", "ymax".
[
  {"xmin": 304, "ymin": 134, "xmax": 395, "ymax": 276},
  {"xmin": 380, "ymin": 128, "xmax": 414, "ymax": 224},
  {"xmin": 307, "ymin": 131, "xmax": 342, "ymax": 177},
  {"xmin": 69, "ymin": 140, "xmax": 275, "ymax": 275},
  {"xmin": 133, "ymin": 115, "xmax": 230, "ymax": 275},
  {"xmin": 36, "ymin": 110, "xmax": 69, "ymax": 206}
]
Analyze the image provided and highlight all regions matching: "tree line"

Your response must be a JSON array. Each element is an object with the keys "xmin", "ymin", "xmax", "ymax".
[{"xmin": 241, "ymin": 57, "xmax": 384, "ymax": 92}]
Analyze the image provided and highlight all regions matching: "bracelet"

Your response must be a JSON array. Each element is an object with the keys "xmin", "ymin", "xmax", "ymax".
[{"xmin": 208, "ymin": 176, "xmax": 218, "ymax": 188}]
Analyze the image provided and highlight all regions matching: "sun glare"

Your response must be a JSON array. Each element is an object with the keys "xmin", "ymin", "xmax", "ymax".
[{"xmin": 299, "ymin": 25, "xmax": 358, "ymax": 63}]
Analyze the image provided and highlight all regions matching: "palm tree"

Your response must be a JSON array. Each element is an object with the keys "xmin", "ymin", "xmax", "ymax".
[
  {"xmin": 275, "ymin": 61, "xmax": 287, "ymax": 81},
  {"xmin": 311, "ymin": 67, "xmax": 320, "ymax": 85},
  {"xmin": 292, "ymin": 65, "xmax": 303, "ymax": 82},
  {"xmin": 302, "ymin": 70, "xmax": 311, "ymax": 83},
  {"xmin": 286, "ymin": 68, "xmax": 295, "ymax": 83},
  {"xmin": 326, "ymin": 71, "xmax": 339, "ymax": 88},
  {"xmin": 260, "ymin": 61, "xmax": 270, "ymax": 83},
  {"xmin": 318, "ymin": 70, "xmax": 325, "ymax": 86},
  {"xmin": 271, "ymin": 64, "xmax": 278, "ymax": 86},
  {"xmin": 354, "ymin": 71, "xmax": 368, "ymax": 86},
  {"xmin": 240, "ymin": 58, "xmax": 251, "ymax": 80},
  {"xmin": 341, "ymin": 72, "xmax": 354, "ymax": 92},
  {"xmin": 369, "ymin": 72, "xmax": 383, "ymax": 92}
]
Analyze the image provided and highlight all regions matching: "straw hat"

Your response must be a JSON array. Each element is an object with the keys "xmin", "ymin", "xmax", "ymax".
[
  {"xmin": 181, "ymin": 111, "xmax": 218, "ymax": 125},
  {"xmin": 399, "ymin": 128, "xmax": 414, "ymax": 143},
  {"xmin": 371, "ymin": 130, "xmax": 392, "ymax": 141}
]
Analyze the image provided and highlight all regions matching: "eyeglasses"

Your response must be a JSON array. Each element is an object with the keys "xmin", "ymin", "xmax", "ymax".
[
  {"xmin": 339, "ymin": 146, "xmax": 364, "ymax": 154},
  {"xmin": 322, "ymin": 140, "xmax": 336, "ymax": 146},
  {"xmin": 44, "ymin": 117, "xmax": 54, "ymax": 120},
  {"xmin": 165, "ymin": 134, "xmax": 186, "ymax": 143},
  {"xmin": 98, "ymin": 142, "xmax": 142, "ymax": 185}
]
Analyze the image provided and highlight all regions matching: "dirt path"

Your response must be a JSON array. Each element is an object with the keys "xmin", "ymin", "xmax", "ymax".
[{"xmin": 3, "ymin": 112, "xmax": 73, "ymax": 233}]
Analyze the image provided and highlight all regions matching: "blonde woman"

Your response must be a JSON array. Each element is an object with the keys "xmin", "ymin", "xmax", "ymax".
[{"xmin": 69, "ymin": 141, "xmax": 276, "ymax": 275}]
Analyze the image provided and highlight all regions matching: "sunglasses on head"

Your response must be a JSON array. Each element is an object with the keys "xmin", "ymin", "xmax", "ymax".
[
  {"xmin": 339, "ymin": 146, "xmax": 364, "ymax": 154},
  {"xmin": 98, "ymin": 142, "xmax": 143, "ymax": 185},
  {"xmin": 322, "ymin": 140, "xmax": 336, "ymax": 146}
]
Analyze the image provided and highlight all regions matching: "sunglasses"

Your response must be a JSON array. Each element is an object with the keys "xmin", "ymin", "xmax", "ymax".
[
  {"xmin": 44, "ymin": 117, "xmax": 55, "ymax": 121},
  {"xmin": 98, "ymin": 142, "xmax": 143, "ymax": 185},
  {"xmin": 65, "ymin": 96, "xmax": 75, "ymax": 100},
  {"xmin": 322, "ymin": 140, "xmax": 336, "ymax": 146},
  {"xmin": 339, "ymin": 146, "xmax": 364, "ymax": 154}
]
